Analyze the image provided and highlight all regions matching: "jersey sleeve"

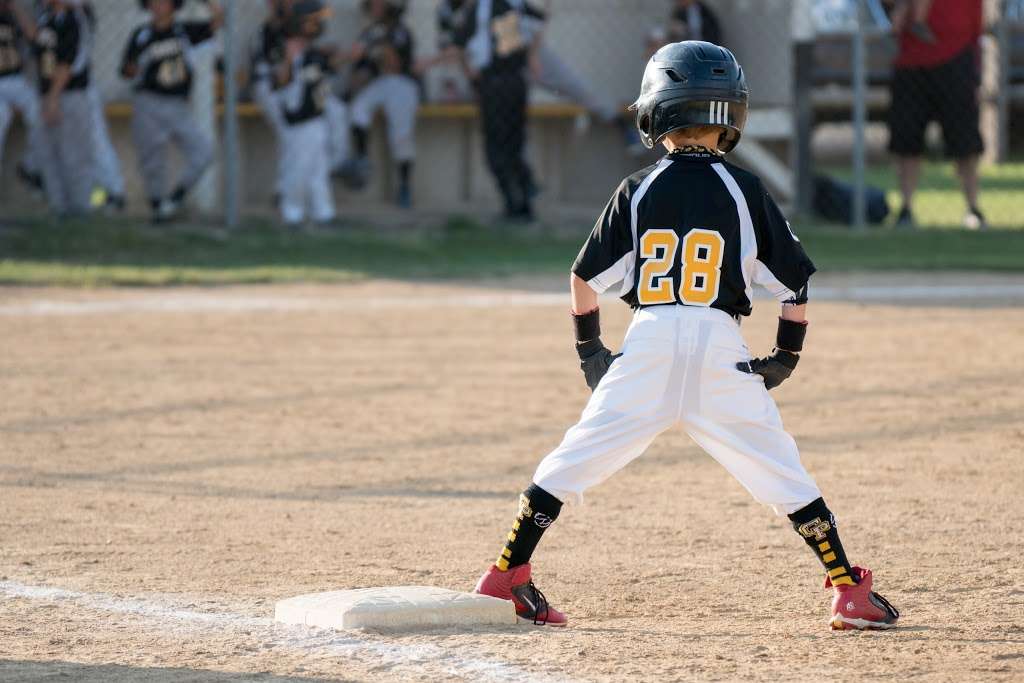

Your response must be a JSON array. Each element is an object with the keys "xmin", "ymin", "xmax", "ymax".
[
  {"xmin": 184, "ymin": 21, "xmax": 214, "ymax": 45},
  {"xmin": 752, "ymin": 182, "xmax": 816, "ymax": 302},
  {"xmin": 571, "ymin": 180, "xmax": 634, "ymax": 294}
]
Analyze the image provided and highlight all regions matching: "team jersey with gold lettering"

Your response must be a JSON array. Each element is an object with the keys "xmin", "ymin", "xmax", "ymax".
[
  {"xmin": 120, "ymin": 21, "xmax": 213, "ymax": 97},
  {"xmin": 572, "ymin": 149, "xmax": 815, "ymax": 318},
  {"xmin": 0, "ymin": 12, "xmax": 24, "ymax": 77},
  {"xmin": 453, "ymin": 0, "xmax": 545, "ymax": 75},
  {"xmin": 33, "ymin": 8, "xmax": 90, "ymax": 94},
  {"xmin": 279, "ymin": 48, "xmax": 334, "ymax": 125}
]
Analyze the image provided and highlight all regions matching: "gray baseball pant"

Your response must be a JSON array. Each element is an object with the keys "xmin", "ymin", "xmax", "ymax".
[
  {"xmin": 131, "ymin": 91, "xmax": 213, "ymax": 201},
  {"xmin": 0, "ymin": 74, "xmax": 43, "ymax": 175},
  {"xmin": 351, "ymin": 74, "xmax": 418, "ymax": 162},
  {"xmin": 88, "ymin": 85, "xmax": 125, "ymax": 196},
  {"xmin": 38, "ymin": 89, "xmax": 95, "ymax": 215}
]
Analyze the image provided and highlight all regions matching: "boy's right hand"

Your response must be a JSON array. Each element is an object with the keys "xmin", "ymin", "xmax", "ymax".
[{"xmin": 576, "ymin": 339, "xmax": 619, "ymax": 391}]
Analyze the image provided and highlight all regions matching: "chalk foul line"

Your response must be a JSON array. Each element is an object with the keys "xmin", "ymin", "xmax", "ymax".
[{"xmin": 0, "ymin": 581, "xmax": 574, "ymax": 683}]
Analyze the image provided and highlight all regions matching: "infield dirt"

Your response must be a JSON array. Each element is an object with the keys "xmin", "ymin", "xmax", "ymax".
[{"xmin": 2, "ymin": 275, "xmax": 1023, "ymax": 682}]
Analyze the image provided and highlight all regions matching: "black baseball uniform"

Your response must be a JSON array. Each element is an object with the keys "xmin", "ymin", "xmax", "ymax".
[
  {"xmin": 120, "ymin": 19, "xmax": 215, "ymax": 211},
  {"xmin": 0, "ymin": 11, "xmax": 24, "ymax": 77},
  {"xmin": 454, "ymin": 0, "xmax": 545, "ymax": 218},
  {"xmin": 573, "ymin": 149, "xmax": 815, "ymax": 316}
]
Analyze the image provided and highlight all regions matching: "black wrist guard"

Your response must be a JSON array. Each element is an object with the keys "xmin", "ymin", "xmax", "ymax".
[
  {"xmin": 776, "ymin": 318, "xmax": 808, "ymax": 353},
  {"xmin": 572, "ymin": 308, "xmax": 601, "ymax": 343},
  {"xmin": 575, "ymin": 338, "xmax": 605, "ymax": 360}
]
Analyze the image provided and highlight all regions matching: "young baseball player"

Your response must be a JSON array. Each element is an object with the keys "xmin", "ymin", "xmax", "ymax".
[
  {"xmin": 0, "ymin": 0, "xmax": 44, "ymax": 182},
  {"xmin": 270, "ymin": 0, "xmax": 337, "ymax": 226},
  {"xmin": 120, "ymin": 0, "xmax": 220, "ymax": 223},
  {"xmin": 251, "ymin": 0, "xmax": 349, "ymax": 209},
  {"xmin": 338, "ymin": 0, "xmax": 418, "ymax": 208},
  {"xmin": 474, "ymin": 41, "xmax": 900, "ymax": 632},
  {"xmin": 25, "ymin": 0, "xmax": 96, "ymax": 216}
]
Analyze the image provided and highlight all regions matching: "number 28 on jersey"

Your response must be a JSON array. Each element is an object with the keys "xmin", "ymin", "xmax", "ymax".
[{"xmin": 638, "ymin": 228, "xmax": 725, "ymax": 307}]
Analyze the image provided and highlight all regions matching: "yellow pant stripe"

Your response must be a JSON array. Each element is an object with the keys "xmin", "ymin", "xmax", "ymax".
[
  {"xmin": 828, "ymin": 566, "xmax": 847, "ymax": 579},
  {"xmin": 822, "ymin": 551, "xmax": 837, "ymax": 563},
  {"xmin": 512, "ymin": 520, "xmax": 521, "ymax": 532},
  {"xmin": 507, "ymin": 531, "xmax": 517, "ymax": 543},
  {"xmin": 501, "ymin": 548, "xmax": 512, "ymax": 559},
  {"xmin": 831, "ymin": 576, "xmax": 855, "ymax": 586},
  {"xmin": 496, "ymin": 557, "xmax": 509, "ymax": 571},
  {"xmin": 818, "ymin": 542, "xmax": 831, "ymax": 553}
]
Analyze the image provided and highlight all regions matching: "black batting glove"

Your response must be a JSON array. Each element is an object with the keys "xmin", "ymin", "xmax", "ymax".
[
  {"xmin": 573, "ymin": 307, "xmax": 620, "ymax": 392},
  {"xmin": 738, "ymin": 349, "xmax": 799, "ymax": 389},
  {"xmin": 576, "ymin": 338, "xmax": 620, "ymax": 391},
  {"xmin": 737, "ymin": 317, "xmax": 807, "ymax": 390}
]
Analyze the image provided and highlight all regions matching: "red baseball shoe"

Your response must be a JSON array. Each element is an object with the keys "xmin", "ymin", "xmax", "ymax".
[
  {"xmin": 826, "ymin": 566, "xmax": 899, "ymax": 630},
  {"xmin": 475, "ymin": 563, "xmax": 568, "ymax": 627}
]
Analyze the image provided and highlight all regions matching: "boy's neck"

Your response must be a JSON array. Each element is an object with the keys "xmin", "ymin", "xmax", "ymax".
[{"xmin": 663, "ymin": 133, "xmax": 721, "ymax": 153}]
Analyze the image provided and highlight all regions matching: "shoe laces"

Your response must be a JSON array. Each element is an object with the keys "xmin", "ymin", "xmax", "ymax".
[
  {"xmin": 525, "ymin": 580, "xmax": 550, "ymax": 626},
  {"xmin": 870, "ymin": 591, "xmax": 900, "ymax": 620}
]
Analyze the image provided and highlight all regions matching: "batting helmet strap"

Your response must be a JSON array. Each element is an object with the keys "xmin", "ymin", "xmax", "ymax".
[{"xmin": 631, "ymin": 41, "xmax": 749, "ymax": 153}]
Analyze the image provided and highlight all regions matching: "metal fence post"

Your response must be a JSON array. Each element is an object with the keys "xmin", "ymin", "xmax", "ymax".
[
  {"xmin": 851, "ymin": 0, "xmax": 868, "ymax": 230},
  {"xmin": 222, "ymin": 0, "xmax": 240, "ymax": 229}
]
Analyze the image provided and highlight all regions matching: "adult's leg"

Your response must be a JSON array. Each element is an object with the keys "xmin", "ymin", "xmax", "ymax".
[
  {"xmin": 955, "ymin": 155, "xmax": 980, "ymax": 210},
  {"xmin": 382, "ymin": 75, "xmax": 419, "ymax": 205},
  {"xmin": 278, "ymin": 120, "xmax": 309, "ymax": 224},
  {"xmin": 478, "ymin": 72, "xmax": 528, "ymax": 215},
  {"xmin": 935, "ymin": 49, "xmax": 985, "ymax": 216},
  {"xmin": 897, "ymin": 155, "xmax": 922, "ymax": 211},
  {"xmin": 536, "ymin": 44, "xmax": 618, "ymax": 123}
]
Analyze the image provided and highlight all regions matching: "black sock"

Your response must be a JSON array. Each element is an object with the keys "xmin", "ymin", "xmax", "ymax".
[
  {"xmin": 353, "ymin": 126, "xmax": 369, "ymax": 157},
  {"xmin": 496, "ymin": 484, "xmax": 562, "ymax": 571},
  {"xmin": 170, "ymin": 185, "xmax": 186, "ymax": 203},
  {"xmin": 150, "ymin": 197, "xmax": 162, "ymax": 211},
  {"xmin": 788, "ymin": 498, "xmax": 856, "ymax": 586},
  {"xmin": 397, "ymin": 161, "xmax": 412, "ymax": 190}
]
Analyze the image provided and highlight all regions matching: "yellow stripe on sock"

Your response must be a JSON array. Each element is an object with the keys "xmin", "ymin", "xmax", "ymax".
[
  {"xmin": 828, "ymin": 566, "xmax": 848, "ymax": 579},
  {"xmin": 818, "ymin": 542, "xmax": 831, "ymax": 553},
  {"xmin": 507, "ymin": 531, "xmax": 517, "ymax": 543},
  {"xmin": 496, "ymin": 557, "xmax": 509, "ymax": 571},
  {"xmin": 831, "ymin": 576, "xmax": 855, "ymax": 586},
  {"xmin": 822, "ymin": 551, "xmax": 837, "ymax": 563},
  {"xmin": 512, "ymin": 520, "xmax": 521, "ymax": 531}
]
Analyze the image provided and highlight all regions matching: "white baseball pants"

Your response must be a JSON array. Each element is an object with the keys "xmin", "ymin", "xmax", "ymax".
[
  {"xmin": 533, "ymin": 305, "xmax": 821, "ymax": 516},
  {"xmin": 350, "ymin": 74, "xmax": 418, "ymax": 162},
  {"xmin": 279, "ymin": 116, "xmax": 335, "ymax": 224}
]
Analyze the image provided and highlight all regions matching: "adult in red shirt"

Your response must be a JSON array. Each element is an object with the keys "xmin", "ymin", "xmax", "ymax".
[{"xmin": 888, "ymin": 0, "xmax": 986, "ymax": 229}]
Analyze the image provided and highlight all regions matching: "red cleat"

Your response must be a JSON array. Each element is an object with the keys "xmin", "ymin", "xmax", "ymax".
[
  {"xmin": 826, "ymin": 566, "xmax": 899, "ymax": 630},
  {"xmin": 475, "ymin": 563, "xmax": 568, "ymax": 627}
]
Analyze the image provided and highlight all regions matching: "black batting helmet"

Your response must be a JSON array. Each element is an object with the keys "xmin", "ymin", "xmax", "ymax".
[
  {"xmin": 630, "ymin": 41, "xmax": 749, "ymax": 153},
  {"xmin": 283, "ymin": 0, "xmax": 332, "ymax": 38},
  {"xmin": 138, "ymin": 0, "xmax": 184, "ymax": 10}
]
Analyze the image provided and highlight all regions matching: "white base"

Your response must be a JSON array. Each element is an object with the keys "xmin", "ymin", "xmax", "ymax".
[{"xmin": 274, "ymin": 586, "xmax": 518, "ymax": 630}]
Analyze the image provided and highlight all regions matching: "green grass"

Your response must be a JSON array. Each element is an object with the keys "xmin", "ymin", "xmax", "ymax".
[
  {"xmin": 827, "ymin": 160, "xmax": 1024, "ymax": 229},
  {"xmin": 1, "ymin": 213, "xmax": 1022, "ymax": 287}
]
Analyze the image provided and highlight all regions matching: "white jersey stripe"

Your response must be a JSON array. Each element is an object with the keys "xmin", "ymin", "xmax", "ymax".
[
  {"xmin": 711, "ymin": 163, "xmax": 798, "ymax": 303},
  {"xmin": 709, "ymin": 101, "xmax": 715, "ymax": 124}
]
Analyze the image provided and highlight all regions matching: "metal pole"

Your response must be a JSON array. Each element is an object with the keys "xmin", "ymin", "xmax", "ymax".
[
  {"xmin": 222, "ymin": 0, "xmax": 240, "ymax": 229},
  {"xmin": 851, "ymin": 0, "xmax": 867, "ymax": 230}
]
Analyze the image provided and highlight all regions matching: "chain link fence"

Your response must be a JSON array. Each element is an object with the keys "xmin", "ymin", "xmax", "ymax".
[{"xmin": 0, "ymin": 0, "xmax": 1020, "ymax": 229}]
